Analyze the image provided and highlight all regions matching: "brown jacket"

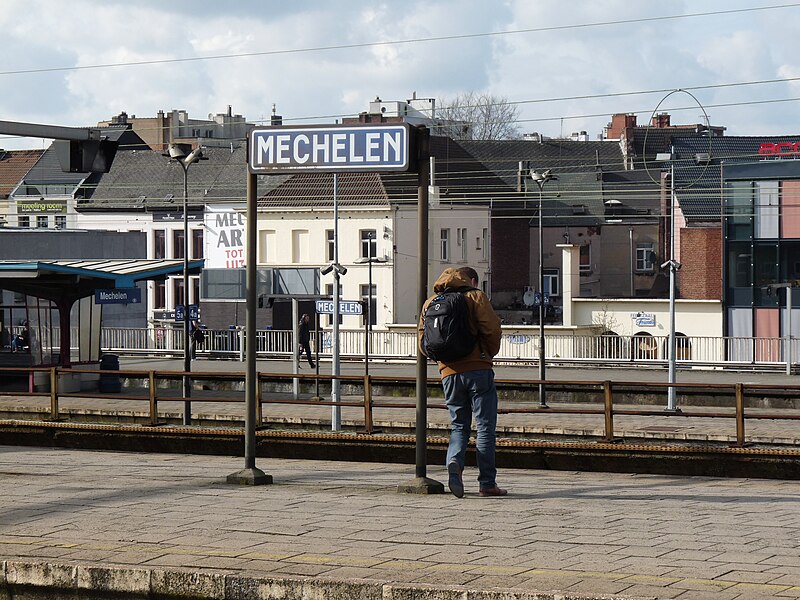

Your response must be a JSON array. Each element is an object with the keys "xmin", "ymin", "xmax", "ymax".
[{"xmin": 418, "ymin": 268, "xmax": 502, "ymax": 378}]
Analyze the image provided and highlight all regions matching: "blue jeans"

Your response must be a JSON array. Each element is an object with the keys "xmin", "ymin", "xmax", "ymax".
[{"xmin": 443, "ymin": 369, "xmax": 498, "ymax": 490}]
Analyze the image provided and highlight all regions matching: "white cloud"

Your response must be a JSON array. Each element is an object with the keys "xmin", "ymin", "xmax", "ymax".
[{"xmin": 2, "ymin": 0, "xmax": 800, "ymax": 149}]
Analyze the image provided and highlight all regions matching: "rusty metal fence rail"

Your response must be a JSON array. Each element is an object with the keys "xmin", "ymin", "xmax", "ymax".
[{"xmin": 2, "ymin": 365, "xmax": 797, "ymax": 449}]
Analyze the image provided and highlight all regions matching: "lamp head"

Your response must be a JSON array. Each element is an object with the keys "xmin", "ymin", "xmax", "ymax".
[
  {"xmin": 167, "ymin": 143, "xmax": 192, "ymax": 159},
  {"xmin": 530, "ymin": 169, "xmax": 558, "ymax": 186},
  {"xmin": 184, "ymin": 147, "xmax": 204, "ymax": 166}
]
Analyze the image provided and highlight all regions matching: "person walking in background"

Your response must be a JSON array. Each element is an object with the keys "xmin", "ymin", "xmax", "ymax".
[
  {"xmin": 298, "ymin": 313, "xmax": 315, "ymax": 368},
  {"xmin": 419, "ymin": 266, "xmax": 505, "ymax": 498},
  {"xmin": 190, "ymin": 320, "xmax": 205, "ymax": 359}
]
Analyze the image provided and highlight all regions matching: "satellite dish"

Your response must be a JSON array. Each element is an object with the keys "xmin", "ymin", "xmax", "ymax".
[{"xmin": 522, "ymin": 287, "xmax": 536, "ymax": 307}]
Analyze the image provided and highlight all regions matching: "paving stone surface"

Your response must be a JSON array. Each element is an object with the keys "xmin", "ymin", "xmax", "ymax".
[{"xmin": 2, "ymin": 445, "xmax": 800, "ymax": 599}]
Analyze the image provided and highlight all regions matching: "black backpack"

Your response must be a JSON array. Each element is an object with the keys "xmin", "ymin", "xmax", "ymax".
[{"xmin": 422, "ymin": 287, "xmax": 477, "ymax": 362}]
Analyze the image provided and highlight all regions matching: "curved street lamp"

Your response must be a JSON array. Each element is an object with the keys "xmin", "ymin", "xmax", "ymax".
[{"xmin": 530, "ymin": 169, "xmax": 557, "ymax": 408}]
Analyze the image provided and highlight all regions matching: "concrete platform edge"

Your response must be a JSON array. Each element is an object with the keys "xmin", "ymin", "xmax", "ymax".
[{"xmin": 0, "ymin": 560, "xmax": 656, "ymax": 600}]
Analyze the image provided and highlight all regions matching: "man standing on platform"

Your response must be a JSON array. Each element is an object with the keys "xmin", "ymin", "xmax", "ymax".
[{"xmin": 419, "ymin": 266, "xmax": 506, "ymax": 499}]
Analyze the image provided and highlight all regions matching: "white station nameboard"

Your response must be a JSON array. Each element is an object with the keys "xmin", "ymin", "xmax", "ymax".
[
  {"xmin": 315, "ymin": 300, "xmax": 363, "ymax": 315},
  {"xmin": 248, "ymin": 124, "xmax": 410, "ymax": 173}
]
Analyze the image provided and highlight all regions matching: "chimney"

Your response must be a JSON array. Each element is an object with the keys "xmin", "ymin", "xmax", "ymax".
[
  {"xmin": 606, "ymin": 114, "xmax": 636, "ymax": 139},
  {"xmin": 651, "ymin": 113, "xmax": 671, "ymax": 128}
]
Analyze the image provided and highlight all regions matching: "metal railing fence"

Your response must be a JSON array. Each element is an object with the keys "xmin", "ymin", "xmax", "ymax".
[{"xmin": 95, "ymin": 327, "xmax": 798, "ymax": 370}]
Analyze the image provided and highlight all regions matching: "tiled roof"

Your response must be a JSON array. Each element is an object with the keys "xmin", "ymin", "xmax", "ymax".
[
  {"xmin": 0, "ymin": 149, "xmax": 45, "ymax": 197},
  {"xmin": 81, "ymin": 145, "xmax": 287, "ymax": 210},
  {"xmin": 459, "ymin": 139, "xmax": 626, "ymax": 188},
  {"xmin": 671, "ymin": 135, "xmax": 800, "ymax": 222},
  {"xmin": 259, "ymin": 172, "xmax": 388, "ymax": 208},
  {"xmin": 259, "ymin": 136, "xmax": 513, "ymax": 208}
]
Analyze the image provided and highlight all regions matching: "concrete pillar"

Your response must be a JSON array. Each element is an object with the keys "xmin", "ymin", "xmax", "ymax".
[{"xmin": 557, "ymin": 244, "xmax": 580, "ymax": 327}]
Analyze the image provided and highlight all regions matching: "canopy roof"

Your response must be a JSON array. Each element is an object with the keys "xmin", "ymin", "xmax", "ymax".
[{"xmin": 0, "ymin": 259, "xmax": 203, "ymax": 301}]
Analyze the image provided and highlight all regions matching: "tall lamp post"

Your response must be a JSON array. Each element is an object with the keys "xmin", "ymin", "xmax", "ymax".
[
  {"xmin": 656, "ymin": 150, "xmax": 681, "ymax": 412},
  {"xmin": 166, "ymin": 143, "xmax": 204, "ymax": 425},
  {"xmin": 530, "ymin": 169, "xmax": 557, "ymax": 409}
]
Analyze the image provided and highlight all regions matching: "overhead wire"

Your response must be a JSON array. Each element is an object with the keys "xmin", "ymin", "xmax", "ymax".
[{"xmin": 1, "ymin": 4, "xmax": 797, "ymax": 78}]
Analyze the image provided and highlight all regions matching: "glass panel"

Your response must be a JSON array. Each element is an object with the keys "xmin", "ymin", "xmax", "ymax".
[
  {"xmin": 755, "ymin": 181, "xmax": 779, "ymax": 239},
  {"xmin": 781, "ymin": 181, "xmax": 800, "ymax": 238},
  {"xmin": 724, "ymin": 182, "xmax": 753, "ymax": 241},
  {"xmin": 754, "ymin": 243, "xmax": 778, "ymax": 286},
  {"xmin": 781, "ymin": 241, "xmax": 800, "ymax": 285}
]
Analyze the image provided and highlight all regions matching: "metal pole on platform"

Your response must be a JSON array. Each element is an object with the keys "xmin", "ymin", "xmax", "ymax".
[
  {"xmin": 398, "ymin": 126, "xmax": 443, "ymax": 494},
  {"xmin": 226, "ymin": 161, "xmax": 271, "ymax": 486}
]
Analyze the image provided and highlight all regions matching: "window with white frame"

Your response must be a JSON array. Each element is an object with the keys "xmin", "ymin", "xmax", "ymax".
[
  {"xmin": 18, "ymin": 216, "xmax": 30, "ymax": 228},
  {"xmin": 55, "ymin": 215, "xmax": 66, "ymax": 229},
  {"xmin": 456, "ymin": 227, "xmax": 467, "ymax": 261},
  {"xmin": 360, "ymin": 229, "xmax": 377, "ymax": 259},
  {"xmin": 36, "ymin": 215, "xmax": 48, "ymax": 228},
  {"xmin": 543, "ymin": 269, "xmax": 560, "ymax": 296},
  {"xmin": 635, "ymin": 242, "xmax": 656, "ymax": 272},
  {"xmin": 326, "ymin": 229, "xmax": 335, "ymax": 262},
  {"xmin": 440, "ymin": 228, "xmax": 450, "ymax": 262}
]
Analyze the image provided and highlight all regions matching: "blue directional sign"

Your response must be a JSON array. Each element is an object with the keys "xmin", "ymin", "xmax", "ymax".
[
  {"xmin": 175, "ymin": 304, "xmax": 199, "ymax": 322},
  {"xmin": 315, "ymin": 300, "xmax": 363, "ymax": 315},
  {"xmin": 95, "ymin": 288, "xmax": 141, "ymax": 305},
  {"xmin": 249, "ymin": 125, "xmax": 410, "ymax": 173}
]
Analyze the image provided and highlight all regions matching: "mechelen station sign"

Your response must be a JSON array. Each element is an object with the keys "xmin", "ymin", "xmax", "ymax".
[{"xmin": 249, "ymin": 124, "xmax": 411, "ymax": 173}]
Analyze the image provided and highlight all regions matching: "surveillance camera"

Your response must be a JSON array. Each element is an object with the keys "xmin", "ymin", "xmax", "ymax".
[
  {"xmin": 336, "ymin": 264, "xmax": 348, "ymax": 275},
  {"xmin": 320, "ymin": 264, "xmax": 333, "ymax": 275}
]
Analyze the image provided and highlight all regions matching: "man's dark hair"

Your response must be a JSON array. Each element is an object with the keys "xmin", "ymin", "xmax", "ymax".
[{"xmin": 458, "ymin": 266, "xmax": 479, "ymax": 283}]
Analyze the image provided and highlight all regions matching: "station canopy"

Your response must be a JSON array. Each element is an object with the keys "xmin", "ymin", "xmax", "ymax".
[{"xmin": 0, "ymin": 259, "xmax": 204, "ymax": 300}]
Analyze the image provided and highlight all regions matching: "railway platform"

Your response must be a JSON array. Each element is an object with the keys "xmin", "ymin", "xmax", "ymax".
[{"xmin": 2, "ymin": 445, "xmax": 800, "ymax": 599}]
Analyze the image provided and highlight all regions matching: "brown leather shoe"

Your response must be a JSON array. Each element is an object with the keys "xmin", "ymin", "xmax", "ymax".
[{"xmin": 479, "ymin": 487, "xmax": 508, "ymax": 497}]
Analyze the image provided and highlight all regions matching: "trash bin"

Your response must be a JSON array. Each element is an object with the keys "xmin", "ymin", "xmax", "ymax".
[{"xmin": 99, "ymin": 353, "xmax": 121, "ymax": 393}]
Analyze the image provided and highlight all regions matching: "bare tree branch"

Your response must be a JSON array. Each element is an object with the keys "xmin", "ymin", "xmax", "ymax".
[{"xmin": 436, "ymin": 92, "xmax": 521, "ymax": 140}]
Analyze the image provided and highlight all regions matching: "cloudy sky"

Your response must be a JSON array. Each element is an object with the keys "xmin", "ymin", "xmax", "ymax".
[{"xmin": 1, "ymin": 0, "xmax": 799, "ymax": 149}]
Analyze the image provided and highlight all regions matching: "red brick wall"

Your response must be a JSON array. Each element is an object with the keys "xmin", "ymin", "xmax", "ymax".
[{"xmin": 679, "ymin": 227, "xmax": 722, "ymax": 300}]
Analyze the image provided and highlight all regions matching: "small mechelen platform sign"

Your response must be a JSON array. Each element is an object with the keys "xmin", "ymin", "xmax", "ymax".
[
  {"xmin": 315, "ymin": 300, "xmax": 363, "ymax": 315},
  {"xmin": 95, "ymin": 288, "xmax": 141, "ymax": 305}
]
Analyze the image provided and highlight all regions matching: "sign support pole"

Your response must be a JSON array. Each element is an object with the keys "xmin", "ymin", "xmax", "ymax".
[
  {"xmin": 227, "ymin": 163, "xmax": 271, "ymax": 486},
  {"xmin": 332, "ymin": 173, "xmax": 342, "ymax": 431},
  {"xmin": 399, "ymin": 126, "xmax": 444, "ymax": 494}
]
